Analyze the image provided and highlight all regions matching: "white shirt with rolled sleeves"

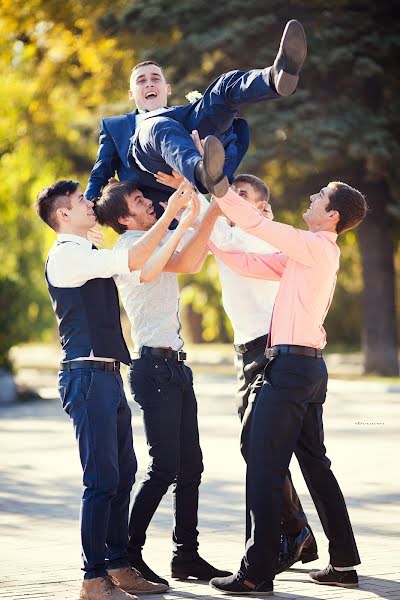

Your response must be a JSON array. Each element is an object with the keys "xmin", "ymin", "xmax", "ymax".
[
  {"xmin": 210, "ymin": 217, "xmax": 279, "ymax": 346},
  {"xmin": 114, "ymin": 229, "xmax": 188, "ymax": 351},
  {"xmin": 46, "ymin": 233, "xmax": 131, "ymax": 361}
]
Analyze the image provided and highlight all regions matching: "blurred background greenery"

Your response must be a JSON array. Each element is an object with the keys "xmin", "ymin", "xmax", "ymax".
[{"xmin": 1, "ymin": 0, "xmax": 399, "ymax": 375}]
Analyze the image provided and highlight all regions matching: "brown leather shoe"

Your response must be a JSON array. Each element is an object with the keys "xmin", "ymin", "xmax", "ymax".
[
  {"xmin": 270, "ymin": 20, "xmax": 307, "ymax": 96},
  {"xmin": 194, "ymin": 136, "xmax": 229, "ymax": 197},
  {"xmin": 79, "ymin": 575, "xmax": 138, "ymax": 599},
  {"xmin": 108, "ymin": 567, "xmax": 169, "ymax": 594}
]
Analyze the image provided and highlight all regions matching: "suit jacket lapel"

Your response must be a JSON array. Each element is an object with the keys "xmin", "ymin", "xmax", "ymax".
[{"xmin": 126, "ymin": 110, "xmax": 138, "ymax": 135}]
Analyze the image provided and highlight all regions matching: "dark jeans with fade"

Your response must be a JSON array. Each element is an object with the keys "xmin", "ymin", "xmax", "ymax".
[
  {"xmin": 58, "ymin": 368, "xmax": 137, "ymax": 579},
  {"xmin": 241, "ymin": 354, "xmax": 360, "ymax": 582},
  {"xmin": 127, "ymin": 355, "xmax": 204, "ymax": 559}
]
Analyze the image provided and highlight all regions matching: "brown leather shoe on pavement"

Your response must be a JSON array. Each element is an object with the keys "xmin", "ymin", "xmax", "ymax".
[
  {"xmin": 79, "ymin": 575, "xmax": 138, "ymax": 599},
  {"xmin": 108, "ymin": 567, "xmax": 169, "ymax": 594}
]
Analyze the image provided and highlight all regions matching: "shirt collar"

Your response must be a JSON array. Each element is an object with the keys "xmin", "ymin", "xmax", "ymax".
[
  {"xmin": 120, "ymin": 229, "xmax": 146, "ymax": 238},
  {"xmin": 57, "ymin": 233, "xmax": 92, "ymax": 248},
  {"xmin": 137, "ymin": 107, "xmax": 168, "ymax": 114},
  {"xmin": 317, "ymin": 231, "xmax": 338, "ymax": 242}
]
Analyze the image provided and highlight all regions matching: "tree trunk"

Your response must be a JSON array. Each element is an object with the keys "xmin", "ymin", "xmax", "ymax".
[{"xmin": 357, "ymin": 178, "xmax": 399, "ymax": 375}]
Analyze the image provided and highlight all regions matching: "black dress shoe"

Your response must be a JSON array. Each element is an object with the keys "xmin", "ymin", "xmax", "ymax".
[
  {"xmin": 128, "ymin": 553, "xmax": 169, "ymax": 586},
  {"xmin": 276, "ymin": 526, "xmax": 316, "ymax": 573},
  {"xmin": 210, "ymin": 571, "xmax": 273, "ymax": 595},
  {"xmin": 194, "ymin": 136, "xmax": 229, "ymax": 197},
  {"xmin": 171, "ymin": 554, "xmax": 232, "ymax": 581},
  {"xmin": 309, "ymin": 564, "xmax": 358, "ymax": 588},
  {"xmin": 270, "ymin": 19, "xmax": 307, "ymax": 96}
]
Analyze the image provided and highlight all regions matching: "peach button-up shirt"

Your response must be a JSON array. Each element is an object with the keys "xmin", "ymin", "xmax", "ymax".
[{"xmin": 209, "ymin": 189, "xmax": 340, "ymax": 349}]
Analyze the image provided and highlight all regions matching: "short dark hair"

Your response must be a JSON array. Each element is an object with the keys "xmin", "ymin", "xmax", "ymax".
[
  {"xmin": 233, "ymin": 174, "xmax": 270, "ymax": 203},
  {"xmin": 95, "ymin": 181, "xmax": 140, "ymax": 234},
  {"xmin": 34, "ymin": 180, "xmax": 79, "ymax": 231},
  {"xmin": 326, "ymin": 182, "xmax": 368, "ymax": 234},
  {"xmin": 131, "ymin": 61, "xmax": 165, "ymax": 79}
]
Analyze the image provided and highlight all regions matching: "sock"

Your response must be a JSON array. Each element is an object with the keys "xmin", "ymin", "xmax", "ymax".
[{"xmin": 334, "ymin": 566, "xmax": 355, "ymax": 572}]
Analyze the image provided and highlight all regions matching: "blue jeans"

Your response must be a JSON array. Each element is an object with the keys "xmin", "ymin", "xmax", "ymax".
[
  {"xmin": 127, "ymin": 355, "xmax": 203, "ymax": 558},
  {"xmin": 58, "ymin": 368, "xmax": 137, "ymax": 579}
]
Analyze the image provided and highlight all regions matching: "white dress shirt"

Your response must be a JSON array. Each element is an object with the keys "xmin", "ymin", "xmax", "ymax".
[
  {"xmin": 47, "ymin": 234, "xmax": 130, "ymax": 288},
  {"xmin": 114, "ymin": 230, "xmax": 185, "ymax": 351},
  {"xmin": 210, "ymin": 218, "xmax": 279, "ymax": 345},
  {"xmin": 47, "ymin": 233, "xmax": 130, "ymax": 360}
]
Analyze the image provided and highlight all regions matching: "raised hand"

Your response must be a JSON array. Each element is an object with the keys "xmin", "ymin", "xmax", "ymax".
[
  {"xmin": 87, "ymin": 226, "xmax": 104, "ymax": 247},
  {"xmin": 163, "ymin": 180, "xmax": 195, "ymax": 217},
  {"xmin": 191, "ymin": 129, "xmax": 205, "ymax": 156},
  {"xmin": 154, "ymin": 169, "xmax": 184, "ymax": 190},
  {"xmin": 178, "ymin": 192, "xmax": 201, "ymax": 231}
]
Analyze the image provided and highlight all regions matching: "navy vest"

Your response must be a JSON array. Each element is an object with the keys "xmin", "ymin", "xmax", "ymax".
[{"xmin": 45, "ymin": 242, "xmax": 131, "ymax": 364}]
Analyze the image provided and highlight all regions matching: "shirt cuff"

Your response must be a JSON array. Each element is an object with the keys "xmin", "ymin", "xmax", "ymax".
[{"xmin": 113, "ymin": 248, "xmax": 131, "ymax": 274}]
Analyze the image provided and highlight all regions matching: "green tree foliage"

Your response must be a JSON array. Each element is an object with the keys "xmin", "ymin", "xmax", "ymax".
[{"xmin": 0, "ymin": 0, "xmax": 134, "ymax": 367}]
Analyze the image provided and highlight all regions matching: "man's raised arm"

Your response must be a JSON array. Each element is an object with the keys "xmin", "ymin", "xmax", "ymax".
[
  {"xmin": 214, "ymin": 188, "xmax": 327, "ymax": 267},
  {"xmin": 209, "ymin": 241, "xmax": 287, "ymax": 281},
  {"xmin": 127, "ymin": 182, "xmax": 192, "ymax": 271}
]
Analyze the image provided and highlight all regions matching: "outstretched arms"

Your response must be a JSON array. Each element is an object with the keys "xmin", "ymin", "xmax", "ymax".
[
  {"xmin": 127, "ymin": 181, "xmax": 194, "ymax": 272},
  {"xmin": 164, "ymin": 198, "xmax": 222, "ymax": 274},
  {"xmin": 139, "ymin": 192, "xmax": 200, "ymax": 282},
  {"xmin": 214, "ymin": 188, "xmax": 328, "ymax": 267}
]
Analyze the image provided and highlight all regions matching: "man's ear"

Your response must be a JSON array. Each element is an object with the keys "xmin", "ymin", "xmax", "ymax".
[
  {"xmin": 55, "ymin": 207, "xmax": 69, "ymax": 225},
  {"xmin": 166, "ymin": 83, "xmax": 172, "ymax": 97},
  {"xmin": 118, "ymin": 214, "xmax": 131, "ymax": 226},
  {"xmin": 128, "ymin": 89, "xmax": 134, "ymax": 101},
  {"xmin": 329, "ymin": 210, "xmax": 340, "ymax": 227},
  {"xmin": 257, "ymin": 200, "xmax": 268, "ymax": 212}
]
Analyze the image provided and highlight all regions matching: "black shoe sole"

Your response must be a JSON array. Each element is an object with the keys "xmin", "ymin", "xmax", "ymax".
[
  {"xmin": 171, "ymin": 572, "xmax": 215, "ymax": 581},
  {"xmin": 209, "ymin": 581, "xmax": 273, "ymax": 595},
  {"xmin": 310, "ymin": 579, "xmax": 359, "ymax": 588},
  {"xmin": 171, "ymin": 573, "xmax": 192, "ymax": 580},
  {"xmin": 274, "ymin": 20, "xmax": 307, "ymax": 96}
]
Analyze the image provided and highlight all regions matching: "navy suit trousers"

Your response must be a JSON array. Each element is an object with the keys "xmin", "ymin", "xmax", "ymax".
[
  {"xmin": 241, "ymin": 354, "xmax": 360, "ymax": 581},
  {"xmin": 58, "ymin": 367, "xmax": 137, "ymax": 579},
  {"xmin": 132, "ymin": 68, "xmax": 279, "ymax": 182}
]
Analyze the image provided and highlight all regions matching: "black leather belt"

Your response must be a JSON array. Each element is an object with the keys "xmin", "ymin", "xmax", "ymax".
[
  {"xmin": 266, "ymin": 345, "xmax": 323, "ymax": 359},
  {"xmin": 234, "ymin": 334, "xmax": 269, "ymax": 354},
  {"xmin": 134, "ymin": 346, "xmax": 187, "ymax": 362},
  {"xmin": 60, "ymin": 360, "xmax": 120, "ymax": 372}
]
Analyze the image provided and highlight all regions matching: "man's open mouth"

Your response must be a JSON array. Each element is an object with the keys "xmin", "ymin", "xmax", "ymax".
[{"xmin": 145, "ymin": 91, "xmax": 157, "ymax": 99}]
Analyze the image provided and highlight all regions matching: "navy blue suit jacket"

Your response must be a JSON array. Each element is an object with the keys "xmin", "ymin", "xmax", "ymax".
[{"xmin": 85, "ymin": 71, "xmax": 253, "ymax": 204}]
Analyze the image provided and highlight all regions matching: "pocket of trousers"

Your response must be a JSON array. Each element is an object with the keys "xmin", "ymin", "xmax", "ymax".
[
  {"xmin": 129, "ymin": 358, "xmax": 174, "ymax": 407},
  {"xmin": 59, "ymin": 369, "xmax": 95, "ymax": 416}
]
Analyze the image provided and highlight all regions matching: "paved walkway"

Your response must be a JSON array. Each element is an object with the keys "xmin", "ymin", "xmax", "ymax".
[{"xmin": 1, "ymin": 367, "xmax": 399, "ymax": 599}]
